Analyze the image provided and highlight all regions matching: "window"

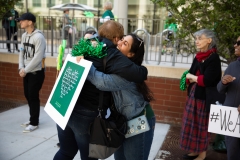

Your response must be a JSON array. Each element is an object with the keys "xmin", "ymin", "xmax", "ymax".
[
  {"xmin": 33, "ymin": 0, "xmax": 41, "ymax": 7},
  {"xmin": 47, "ymin": 0, "xmax": 55, "ymax": 7}
]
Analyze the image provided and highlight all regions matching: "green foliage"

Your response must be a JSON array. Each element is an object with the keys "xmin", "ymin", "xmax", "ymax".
[
  {"xmin": 151, "ymin": 0, "xmax": 240, "ymax": 64},
  {"xmin": 0, "ymin": 0, "xmax": 21, "ymax": 20}
]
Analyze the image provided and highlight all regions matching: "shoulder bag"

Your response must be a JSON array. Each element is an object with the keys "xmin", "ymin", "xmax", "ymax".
[{"xmin": 88, "ymin": 57, "xmax": 127, "ymax": 159}]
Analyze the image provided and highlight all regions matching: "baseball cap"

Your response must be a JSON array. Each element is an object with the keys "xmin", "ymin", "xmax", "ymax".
[{"xmin": 16, "ymin": 12, "xmax": 36, "ymax": 23}]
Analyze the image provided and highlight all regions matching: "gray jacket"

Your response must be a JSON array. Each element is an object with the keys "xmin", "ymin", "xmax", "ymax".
[
  {"xmin": 217, "ymin": 60, "xmax": 240, "ymax": 108},
  {"xmin": 87, "ymin": 65, "xmax": 149, "ymax": 120},
  {"xmin": 19, "ymin": 29, "xmax": 46, "ymax": 73}
]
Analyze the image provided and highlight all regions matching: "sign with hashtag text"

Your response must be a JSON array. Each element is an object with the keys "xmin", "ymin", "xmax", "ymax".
[
  {"xmin": 208, "ymin": 104, "xmax": 240, "ymax": 138},
  {"xmin": 44, "ymin": 54, "xmax": 92, "ymax": 130}
]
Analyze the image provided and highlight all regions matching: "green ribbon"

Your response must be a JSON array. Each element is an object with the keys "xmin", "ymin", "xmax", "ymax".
[
  {"xmin": 180, "ymin": 70, "xmax": 189, "ymax": 91},
  {"xmin": 71, "ymin": 38, "xmax": 107, "ymax": 58}
]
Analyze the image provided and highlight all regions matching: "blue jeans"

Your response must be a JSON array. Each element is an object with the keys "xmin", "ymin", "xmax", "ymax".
[
  {"xmin": 114, "ymin": 116, "xmax": 156, "ymax": 160},
  {"xmin": 53, "ymin": 106, "xmax": 98, "ymax": 160}
]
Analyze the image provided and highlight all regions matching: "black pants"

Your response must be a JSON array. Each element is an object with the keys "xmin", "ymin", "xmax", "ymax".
[
  {"xmin": 64, "ymin": 30, "xmax": 72, "ymax": 48},
  {"xmin": 5, "ymin": 26, "xmax": 18, "ymax": 50},
  {"xmin": 23, "ymin": 69, "xmax": 45, "ymax": 126},
  {"xmin": 225, "ymin": 135, "xmax": 240, "ymax": 160}
]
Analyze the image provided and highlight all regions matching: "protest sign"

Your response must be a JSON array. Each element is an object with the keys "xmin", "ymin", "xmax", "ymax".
[
  {"xmin": 208, "ymin": 104, "xmax": 240, "ymax": 138},
  {"xmin": 45, "ymin": 54, "xmax": 92, "ymax": 130}
]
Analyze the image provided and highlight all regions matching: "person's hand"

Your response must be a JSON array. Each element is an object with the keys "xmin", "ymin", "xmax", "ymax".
[
  {"xmin": 189, "ymin": 79, "xmax": 194, "ymax": 83},
  {"xmin": 9, "ymin": 17, "xmax": 13, "ymax": 20},
  {"xmin": 19, "ymin": 68, "xmax": 26, "ymax": 77},
  {"xmin": 221, "ymin": 75, "xmax": 235, "ymax": 85},
  {"xmin": 76, "ymin": 56, "xmax": 84, "ymax": 63},
  {"xmin": 186, "ymin": 73, "xmax": 197, "ymax": 83},
  {"xmin": 186, "ymin": 73, "xmax": 195, "ymax": 80},
  {"xmin": 238, "ymin": 105, "xmax": 240, "ymax": 114}
]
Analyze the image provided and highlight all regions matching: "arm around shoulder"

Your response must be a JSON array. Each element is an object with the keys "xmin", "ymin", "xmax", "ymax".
[{"xmin": 106, "ymin": 51, "xmax": 148, "ymax": 83}]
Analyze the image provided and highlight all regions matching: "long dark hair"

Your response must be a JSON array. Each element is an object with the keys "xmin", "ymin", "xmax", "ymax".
[{"xmin": 128, "ymin": 33, "xmax": 154, "ymax": 102}]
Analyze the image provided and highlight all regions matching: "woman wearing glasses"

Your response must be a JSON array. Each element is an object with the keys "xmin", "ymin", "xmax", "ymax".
[
  {"xmin": 217, "ymin": 36, "xmax": 240, "ymax": 160},
  {"xmin": 180, "ymin": 29, "xmax": 223, "ymax": 160},
  {"xmin": 85, "ymin": 33, "xmax": 155, "ymax": 160}
]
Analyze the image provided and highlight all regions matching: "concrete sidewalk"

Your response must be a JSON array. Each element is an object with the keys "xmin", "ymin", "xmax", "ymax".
[{"xmin": 0, "ymin": 105, "xmax": 170, "ymax": 160}]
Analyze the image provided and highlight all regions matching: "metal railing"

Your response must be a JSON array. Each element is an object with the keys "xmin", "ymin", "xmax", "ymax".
[{"xmin": 0, "ymin": 16, "xmax": 197, "ymax": 66}]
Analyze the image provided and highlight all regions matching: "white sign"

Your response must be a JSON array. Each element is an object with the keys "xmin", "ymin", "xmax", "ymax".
[
  {"xmin": 44, "ymin": 54, "xmax": 92, "ymax": 130},
  {"xmin": 208, "ymin": 104, "xmax": 240, "ymax": 138}
]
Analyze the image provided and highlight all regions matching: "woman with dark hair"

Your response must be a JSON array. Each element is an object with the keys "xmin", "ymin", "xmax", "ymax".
[
  {"xmin": 86, "ymin": 33, "xmax": 155, "ymax": 160},
  {"xmin": 180, "ymin": 29, "xmax": 222, "ymax": 160}
]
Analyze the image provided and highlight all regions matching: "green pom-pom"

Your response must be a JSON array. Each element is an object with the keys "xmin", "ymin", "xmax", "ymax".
[
  {"xmin": 180, "ymin": 70, "xmax": 189, "ymax": 91},
  {"xmin": 71, "ymin": 38, "xmax": 107, "ymax": 58}
]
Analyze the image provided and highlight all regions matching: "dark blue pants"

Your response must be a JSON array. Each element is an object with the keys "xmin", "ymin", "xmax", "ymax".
[
  {"xmin": 53, "ymin": 106, "xmax": 98, "ymax": 160},
  {"xmin": 114, "ymin": 116, "xmax": 156, "ymax": 160},
  {"xmin": 23, "ymin": 69, "xmax": 45, "ymax": 126},
  {"xmin": 225, "ymin": 135, "xmax": 240, "ymax": 160}
]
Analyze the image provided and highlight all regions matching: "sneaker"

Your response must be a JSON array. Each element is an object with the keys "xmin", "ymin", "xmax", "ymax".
[
  {"xmin": 23, "ymin": 125, "xmax": 38, "ymax": 133},
  {"xmin": 21, "ymin": 121, "xmax": 30, "ymax": 127}
]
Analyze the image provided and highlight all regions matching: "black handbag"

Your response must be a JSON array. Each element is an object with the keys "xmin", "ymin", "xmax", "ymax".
[{"xmin": 88, "ymin": 57, "xmax": 127, "ymax": 159}]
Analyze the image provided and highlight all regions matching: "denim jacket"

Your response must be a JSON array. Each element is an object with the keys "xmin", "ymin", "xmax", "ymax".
[{"xmin": 87, "ymin": 65, "xmax": 149, "ymax": 120}]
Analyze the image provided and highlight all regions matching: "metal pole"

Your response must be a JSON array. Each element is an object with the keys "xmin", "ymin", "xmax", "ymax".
[
  {"xmin": 51, "ymin": 17, "xmax": 54, "ymax": 56},
  {"xmin": 97, "ymin": 0, "xmax": 100, "ymax": 29},
  {"xmin": 152, "ymin": 2, "xmax": 156, "ymax": 34},
  {"xmin": 26, "ymin": 0, "xmax": 29, "ymax": 12}
]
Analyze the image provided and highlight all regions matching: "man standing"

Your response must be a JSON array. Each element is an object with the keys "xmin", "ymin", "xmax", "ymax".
[
  {"xmin": 2, "ymin": 9, "xmax": 19, "ymax": 53},
  {"xmin": 17, "ymin": 12, "xmax": 46, "ymax": 132}
]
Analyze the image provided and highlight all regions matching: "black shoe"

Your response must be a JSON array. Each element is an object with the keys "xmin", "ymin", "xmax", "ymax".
[
  {"xmin": 8, "ymin": 49, "xmax": 11, "ymax": 53},
  {"xmin": 182, "ymin": 153, "xmax": 199, "ymax": 159},
  {"xmin": 57, "ymin": 143, "xmax": 60, "ymax": 148},
  {"xmin": 16, "ymin": 49, "xmax": 20, "ymax": 52}
]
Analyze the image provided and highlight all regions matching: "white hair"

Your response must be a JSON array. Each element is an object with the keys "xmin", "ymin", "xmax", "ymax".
[
  {"xmin": 104, "ymin": 1, "xmax": 113, "ymax": 10},
  {"xmin": 194, "ymin": 29, "xmax": 217, "ymax": 49}
]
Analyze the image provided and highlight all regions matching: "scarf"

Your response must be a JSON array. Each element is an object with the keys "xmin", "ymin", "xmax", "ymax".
[{"xmin": 196, "ymin": 48, "xmax": 217, "ymax": 62}]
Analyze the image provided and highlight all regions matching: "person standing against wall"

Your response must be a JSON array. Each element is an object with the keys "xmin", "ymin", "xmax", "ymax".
[
  {"xmin": 99, "ymin": 1, "xmax": 115, "ymax": 23},
  {"xmin": 62, "ymin": 9, "xmax": 72, "ymax": 48},
  {"xmin": 180, "ymin": 29, "xmax": 222, "ymax": 160},
  {"xmin": 2, "ymin": 9, "xmax": 20, "ymax": 53},
  {"xmin": 17, "ymin": 12, "xmax": 46, "ymax": 133}
]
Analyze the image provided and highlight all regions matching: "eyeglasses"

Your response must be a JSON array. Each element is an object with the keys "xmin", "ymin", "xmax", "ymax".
[
  {"xmin": 136, "ymin": 36, "xmax": 144, "ymax": 47},
  {"xmin": 235, "ymin": 41, "xmax": 240, "ymax": 46}
]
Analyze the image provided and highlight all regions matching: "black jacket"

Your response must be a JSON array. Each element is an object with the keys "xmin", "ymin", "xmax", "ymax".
[
  {"xmin": 74, "ymin": 37, "xmax": 148, "ymax": 114},
  {"xmin": 2, "ymin": 10, "xmax": 19, "ymax": 30},
  {"xmin": 188, "ymin": 53, "xmax": 222, "ymax": 105}
]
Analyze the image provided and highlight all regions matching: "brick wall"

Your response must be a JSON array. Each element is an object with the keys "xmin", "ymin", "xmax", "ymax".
[{"xmin": 0, "ymin": 61, "xmax": 187, "ymax": 125}]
